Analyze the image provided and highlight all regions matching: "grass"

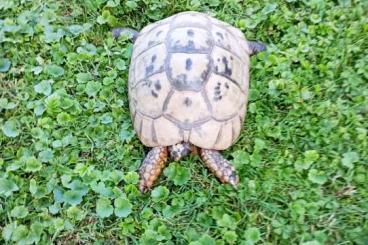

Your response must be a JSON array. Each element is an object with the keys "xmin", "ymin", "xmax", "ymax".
[{"xmin": 0, "ymin": 0, "xmax": 367, "ymax": 244}]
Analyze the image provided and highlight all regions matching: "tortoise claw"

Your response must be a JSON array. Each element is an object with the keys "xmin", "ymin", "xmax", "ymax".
[{"xmin": 139, "ymin": 182, "xmax": 148, "ymax": 194}]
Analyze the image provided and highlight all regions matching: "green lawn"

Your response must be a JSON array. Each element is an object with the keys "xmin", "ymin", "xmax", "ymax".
[{"xmin": 1, "ymin": 0, "xmax": 367, "ymax": 244}]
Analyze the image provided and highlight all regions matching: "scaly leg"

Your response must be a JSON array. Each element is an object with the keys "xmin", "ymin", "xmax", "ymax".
[
  {"xmin": 139, "ymin": 147, "xmax": 168, "ymax": 193},
  {"xmin": 199, "ymin": 149, "xmax": 239, "ymax": 187}
]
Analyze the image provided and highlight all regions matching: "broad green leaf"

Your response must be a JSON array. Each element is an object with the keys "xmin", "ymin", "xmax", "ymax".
[
  {"xmin": 151, "ymin": 186, "xmax": 170, "ymax": 202},
  {"xmin": 31, "ymin": 66, "xmax": 43, "ymax": 75},
  {"xmin": 244, "ymin": 227, "xmax": 261, "ymax": 242},
  {"xmin": 254, "ymin": 138, "xmax": 266, "ymax": 151},
  {"xmin": 2, "ymin": 119, "xmax": 20, "ymax": 137},
  {"xmin": 25, "ymin": 156, "xmax": 42, "ymax": 172},
  {"xmin": 302, "ymin": 241, "xmax": 321, "ymax": 245},
  {"xmin": 63, "ymin": 190, "xmax": 84, "ymax": 206},
  {"xmin": 57, "ymin": 112, "xmax": 72, "ymax": 125},
  {"xmin": 11, "ymin": 225, "xmax": 28, "ymax": 243},
  {"xmin": 0, "ymin": 58, "xmax": 11, "ymax": 72},
  {"xmin": 10, "ymin": 206, "xmax": 28, "ymax": 218},
  {"xmin": 262, "ymin": 3, "xmax": 277, "ymax": 14},
  {"xmin": 217, "ymin": 214, "xmax": 236, "ymax": 229},
  {"xmin": 96, "ymin": 198, "xmax": 113, "ymax": 218},
  {"xmin": 304, "ymin": 150, "xmax": 320, "ymax": 163},
  {"xmin": 68, "ymin": 24, "xmax": 83, "ymax": 36},
  {"xmin": 34, "ymin": 80, "xmax": 52, "ymax": 96},
  {"xmin": 46, "ymin": 64, "xmax": 64, "ymax": 77},
  {"xmin": 29, "ymin": 179, "xmax": 37, "ymax": 195},
  {"xmin": 76, "ymin": 72, "xmax": 93, "ymax": 83},
  {"xmin": 125, "ymin": 1, "xmax": 138, "ymax": 10},
  {"xmin": 114, "ymin": 197, "xmax": 133, "ymax": 218},
  {"xmin": 164, "ymin": 163, "xmax": 191, "ymax": 186},
  {"xmin": 38, "ymin": 149, "xmax": 54, "ymax": 163},
  {"xmin": 2, "ymin": 222, "xmax": 16, "ymax": 241},
  {"xmin": 0, "ymin": 178, "xmax": 19, "ymax": 196},
  {"xmin": 0, "ymin": 98, "xmax": 16, "ymax": 109},
  {"xmin": 123, "ymin": 172, "xmax": 139, "ymax": 184},
  {"xmin": 114, "ymin": 59, "xmax": 126, "ymax": 71},
  {"xmin": 85, "ymin": 81, "xmax": 102, "ymax": 97},
  {"xmin": 28, "ymin": 222, "xmax": 43, "ymax": 244},
  {"xmin": 67, "ymin": 206, "xmax": 85, "ymax": 221},
  {"xmin": 198, "ymin": 234, "xmax": 216, "ymax": 245},
  {"xmin": 100, "ymin": 113, "xmax": 113, "ymax": 124},
  {"xmin": 223, "ymin": 230, "xmax": 238, "ymax": 244},
  {"xmin": 308, "ymin": 169, "xmax": 327, "ymax": 185},
  {"xmin": 341, "ymin": 151, "xmax": 359, "ymax": 168}
]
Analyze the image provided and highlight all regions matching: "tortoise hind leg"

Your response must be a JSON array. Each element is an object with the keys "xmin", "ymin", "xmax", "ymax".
[
  {"xmin": 139, "ymin": 147, "xmax": 168, "ymax": 193},
  {"xmin": 199, "ymin": 149, "xmax": 239, "ymax": 187}
]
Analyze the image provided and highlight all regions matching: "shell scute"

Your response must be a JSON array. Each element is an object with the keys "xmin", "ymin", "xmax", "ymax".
[
  {"xmin": 134, "ymin": 44, "xmax": 166, "ymax": 82},
  {"xmin": 131, "ymin": 73, "xmax": 171, "ymax": 118},
  {"xmin": 164, "ymin": 91, "xmax": 211, "ymax": 128},
  {"xmin": 205, "ymin": 73, "xmax": 245, "ymax": 121},
  {"xmin": 167, "ymin": 27, "xmax": 212, "ymax": 53},
  {"xmin": 167, "ymin": 53, "xmax": 211, "ymax": 91}
]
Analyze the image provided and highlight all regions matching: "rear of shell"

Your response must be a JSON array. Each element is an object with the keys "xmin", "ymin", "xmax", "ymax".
[{"xmin": 129, "ymin": 11, "xmax": 252, "ymax": 150}]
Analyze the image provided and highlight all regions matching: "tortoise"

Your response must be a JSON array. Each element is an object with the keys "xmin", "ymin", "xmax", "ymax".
[{"xmin": 113, "ymin": 11, "xmax": 266, "ymax": 193}]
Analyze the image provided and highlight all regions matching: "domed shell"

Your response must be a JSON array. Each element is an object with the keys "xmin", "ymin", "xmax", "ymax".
[{"xmin": 129, "ymin": 11, "xmax": 252, "ymax": 150}]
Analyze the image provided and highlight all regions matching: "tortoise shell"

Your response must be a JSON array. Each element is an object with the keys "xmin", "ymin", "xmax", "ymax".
[{"xmin": 129, "ymin": 11, "xmax": 253, "ymax": 150}]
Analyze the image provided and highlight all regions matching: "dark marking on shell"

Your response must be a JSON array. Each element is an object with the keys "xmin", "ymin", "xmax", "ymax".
[
  {"xmin": 151, "ymin": 90, "xmax": 158, "ymax": 98},
  {"xmin": 214, "ymin": 95, "xmax": 222, "ymax": 101},
  {"xmin": 148, "ymin": 40, "xmax": 155, "ymax": 46},
  {"xmin": 200, "ymin": 61, "xmax": 211, "ymax": 80},
  {"xmin": 222, "ymin": 56, "xmax": 232, "ymax": 76},
  {"xmin": 151, "ymin": 55, "xmax": 157, "ymax": 63},
  {"xmin": 167, "ymin": 30, "xmax": 212, "ymax": 53},
  {"xmin": 225, "ymin": 82, "xmax": 229, "ymax": 89},
  {"xmin": 145, "ymin": 65, "xmax": 154, "ymax": 76},
  {"xmin": 154, "ymin": 80, "xmax": 161, "ymax": 90},
  {"xmin": 183, "ymin": 97, "xmax": 192, "ymax": 107},
  {"xmin": 156, "ymin": 30, "xmax": 163, "ymax": 36},
  {"xmin": 213, "ymin": 83, "xmax": 223, "ymax": 101},
  {"xmin": 185, "ymin": 58, "xmax": 192, "ymax": 71},
  {"xmin": 187, "ymin": 40, "xmax": 195, "ymax": 50},
  {"xmin": 145, "ymin": 55, "xmax": 158, "ymax": 76},
  {"xmin": 216, "ymin": 32, "xmax": 224, "ymax": 40},
  {"xmin": 142, "ymin": 80, "xmax": 152, "ymax": 87}
]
